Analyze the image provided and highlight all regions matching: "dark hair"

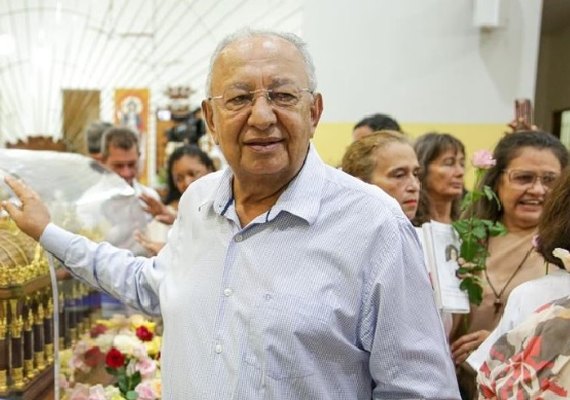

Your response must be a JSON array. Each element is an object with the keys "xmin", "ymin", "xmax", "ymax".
[
  {"xmin": 353, "ymin": 113, "xmax": 401, "ymax": 132},
  {"xmin": 101, "ymin": 127, "xmax": 140, "ymax": 159},
  {"xmin": 537, "ymin": 167, "xmax": 570, "ymax": 269},
  {"xmin": 412, "ymin": 132, "xmax": 466, "ymax": 226},
  {"xmin": 164, "ymin": 145, "xmax": 216, "ymax": 204},
  {"xmin": 445, "ymin": 244, "xmax": 459, "ymax": 262},
  {"xmin": 472, "ymin": 130, "xmax": 569, "ymax": 222},
  {"xmin": 86, "ymin": 121, "xmax": 113, "ymax": 154}
]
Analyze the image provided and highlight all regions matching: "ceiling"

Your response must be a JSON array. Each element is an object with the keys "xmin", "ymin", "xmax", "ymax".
[{"xmin": 0, "ymin": 0, "xmax": 303, "ymax": 142}]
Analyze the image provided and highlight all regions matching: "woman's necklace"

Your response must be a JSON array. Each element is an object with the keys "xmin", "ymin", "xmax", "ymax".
[{"xmin": 484, "ymin": 247, "xmax": 533, "ymax": 314}]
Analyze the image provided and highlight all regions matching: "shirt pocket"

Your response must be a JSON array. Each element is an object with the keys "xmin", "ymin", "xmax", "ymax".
[{"xmin": 244, "ymin": 292, "xmax": 333, "ymax": 381}]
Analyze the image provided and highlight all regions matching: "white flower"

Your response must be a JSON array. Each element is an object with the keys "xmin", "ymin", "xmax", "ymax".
[
  {"xmin": 113, "ymin": 334, "xmax": 143, "ymax": 355},
  {"xmin": 94, "ymin": 333, "xmax": 115, "ymax": 353},
  {"xmin": 553, "ymin": 248, "xmax": 570, "ymax": 271}
]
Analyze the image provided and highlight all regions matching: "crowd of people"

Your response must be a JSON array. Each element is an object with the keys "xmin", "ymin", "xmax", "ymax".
[{"xmin": 2, "ymin": 28, "xmax": 570, "ymax": 400}]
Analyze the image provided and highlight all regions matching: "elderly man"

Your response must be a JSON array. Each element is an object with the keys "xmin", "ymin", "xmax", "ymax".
[{"xmin": 2, "ymin": 30, "xmax": 459, "ymax": 399}]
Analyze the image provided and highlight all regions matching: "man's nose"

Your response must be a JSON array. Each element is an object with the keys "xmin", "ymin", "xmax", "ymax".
[{"xmin": 247, "ymin": 94, "xmax": 277, "ymax": 130}]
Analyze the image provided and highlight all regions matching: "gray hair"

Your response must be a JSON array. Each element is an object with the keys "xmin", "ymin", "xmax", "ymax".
[{"xmin": 205, "ymin": 28, "xmax": 317, "ymax": 97}]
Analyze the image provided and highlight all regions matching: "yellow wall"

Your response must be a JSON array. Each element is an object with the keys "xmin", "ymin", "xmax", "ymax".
[{"xmin": 312, "ymin": 122, "xmax": 509, "ymax": 188}]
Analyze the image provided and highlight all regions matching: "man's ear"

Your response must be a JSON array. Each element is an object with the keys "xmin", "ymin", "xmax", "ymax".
[
  {"xmin": 202, "ymin": 100, "xmax": 219, "ymax": 145},
  {"xmin": 309, "ymin": 93, "xmax": 323, "ymax": 138}
]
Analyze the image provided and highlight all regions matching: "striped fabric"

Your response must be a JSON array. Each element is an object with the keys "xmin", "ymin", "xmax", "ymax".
[{"xmin": 42, "ymin": 145, "xmax": 460, "ymax": 399}]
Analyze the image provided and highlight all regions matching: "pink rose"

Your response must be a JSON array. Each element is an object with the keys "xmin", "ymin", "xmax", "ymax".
[
  {"xmin": 472, "ymin": 150, "xmax": 496, "ymax": 169},
  {"xmin": 135, "ymin": 381, "xmax": 159, "ymax": 400},
  {"xmin": 135, "ymin": 357, "xmax": 157, "ymax": 379}
]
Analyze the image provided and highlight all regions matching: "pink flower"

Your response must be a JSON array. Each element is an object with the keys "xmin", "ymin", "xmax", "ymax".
[
  {"xmin": 531, "ymin": 234, "xmax": 540, "ymax": 249},
  {"xmin": 135, "ymin": 381, "xmax": 159, "ymax": 400},
  {"xmin": 472, "ymin": 150, "xmax": 496, "ymax": 169},
  {"xmin": 68, "ymin": 383, "xmax": 90, "ymax": 400},
  {"xmin": 135, "ymin": 357, "xmax": 157, "ymax": 379}
]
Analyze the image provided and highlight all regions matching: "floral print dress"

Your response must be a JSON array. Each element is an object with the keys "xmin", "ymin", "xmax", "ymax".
[{"xmin": 478, "ymin": 295, "xmax": 570, "ymax": 399}]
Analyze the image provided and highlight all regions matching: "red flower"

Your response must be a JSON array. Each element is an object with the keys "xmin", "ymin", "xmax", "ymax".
[
  {"xmin": 136, "ymin": 326, "xmax": 154, "ymax": 342},
  {"xmin": 84, "ymin": 346, "xmax": 104, "ymax": 367},
  {"xmin": 105, "ymin": 348, "xmax": 126, "ymax": 368},
  {"xmin": 90, "ymin": 324, "xmax": 108, "ymax": 338}
]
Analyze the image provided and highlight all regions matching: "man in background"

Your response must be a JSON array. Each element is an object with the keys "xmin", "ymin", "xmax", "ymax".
[
  {"xmin": 352, "ymin": 112, "xmax": 401, "ymax": 141},
  {"xmin": 85, "ymin": 121, "xmax": 113, "ymax": 162},
  {"xmin": 100, "ymin": 127, "xmax": 160, "ymax": 201}
]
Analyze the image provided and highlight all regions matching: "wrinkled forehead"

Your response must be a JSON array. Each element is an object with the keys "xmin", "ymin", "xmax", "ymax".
[{"xmin": 211, "ymin": 36, "xmax": 308, "ymax": 90}]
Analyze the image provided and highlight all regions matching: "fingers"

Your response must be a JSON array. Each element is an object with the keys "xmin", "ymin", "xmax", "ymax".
[
  {"xmin": 1, "ymin": 200, "xmax": 21, "ymax": 220},
  {"xmin": 450, "ymin": 330, "xmax": 489, "ymax": 365},
  {"xmin": 156, "ymin": 213, "xmax": 175, "ymax": 225},
  {"xmin": 2, "ymin": 176, "xmax": 51, "ymax": 241},
  {"xmin": 4, "ymin": 176, "xmax": 38, "ymax": 200}
]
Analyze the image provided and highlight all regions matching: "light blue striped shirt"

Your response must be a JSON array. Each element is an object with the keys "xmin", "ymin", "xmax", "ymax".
[{"xmin": 42, "ymin": 145, "xmax": 460, "ymax": 399}]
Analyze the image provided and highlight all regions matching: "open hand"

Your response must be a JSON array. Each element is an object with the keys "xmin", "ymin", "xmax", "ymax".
[
  {"xmin": 140, "ymin": 193, "xmax": 176, "ymax": 225},
  {"xmin": 1, "ymin": 176, "xmax": 51, "ymax": 241}
]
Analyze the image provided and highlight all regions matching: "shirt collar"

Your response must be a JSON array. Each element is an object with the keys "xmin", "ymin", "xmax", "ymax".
[{"xmin": 209, "ymin": 144, "xmax": 325, "ymax": 225}]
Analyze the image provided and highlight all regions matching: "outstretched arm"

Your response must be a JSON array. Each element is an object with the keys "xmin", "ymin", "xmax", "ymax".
[
  {"xmin": 2, "ymin": 175, "xmax": 163, "ymax": 315},
  {"xmin": 1, "ymin": 176, "xmax": 50, "ymax": 240}
]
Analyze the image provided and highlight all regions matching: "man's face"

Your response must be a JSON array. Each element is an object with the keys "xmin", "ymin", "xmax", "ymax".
[
  {"xmin": 203, "ymin": 35, "xmax": 323, "ymax": 187},
  {"xmin": 103, "ymin": 145, "xmax": 139, "ymax": 186}
]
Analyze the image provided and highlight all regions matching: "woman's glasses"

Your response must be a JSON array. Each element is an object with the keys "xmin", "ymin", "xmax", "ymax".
[{"xmin": 504, "ymin": 169, "xmax": 560, "ymax": 189}]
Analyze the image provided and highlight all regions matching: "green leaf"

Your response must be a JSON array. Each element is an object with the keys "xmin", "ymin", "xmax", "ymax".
[
  {"xmin": 459, "ymin": 276, "xmax": 484, "ymax": 305},
  {"xmin": 126, "ymin": 391, "xmax": 139, "ymax": 400},
  {"xmin": 460, "ymin": 192, "xmax": 473, "ymax": 211},
  {"xmin": 105, "ymin": 367, "xmax": 118, "ymax": 376},
  {"xmin": 131, "ymin": 371, "xmax": 142, "ymax": 388},
  {"xmin": 471, "ymin": 224, "xmax": 487, "ymax": 240},
  {"xmin": 452, "ymin": 219, "xmax": 470, "ymax": 236},
  {"xmin": 482, "ymin": 185, "xmax": 495, "ymax": 201},
  {"xmin": 460, "ymin": 239, "xmax": 478, "ymax": 261},
  {"xmin": 118, "ymin": 375, "xmax": 129, "ymax": 393},
  {"xmin": 489, "ymin": 221, "xmax": 507, "ymax": 236}
]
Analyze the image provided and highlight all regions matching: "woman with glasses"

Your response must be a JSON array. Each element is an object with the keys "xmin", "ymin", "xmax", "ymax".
[
  {"xmin": 412, "ymin": 132, "xmax": 466, "ymax": 226},
  {"xmin": 450, "ymin": 130, "xmax": 568, "ymax": 398},
  {"xmin": 476, "ymin": 166, "xmax": 570, "ymax": 399},
  {"xmin": 467, "ymin": 165, "xmax": 570, "ymax": 375},
  {"xmin": 341, "ymin": 130, "xmax": 421, "ymax": 220}
]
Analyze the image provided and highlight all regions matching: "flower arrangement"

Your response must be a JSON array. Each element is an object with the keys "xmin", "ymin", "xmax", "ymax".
[
  {"xmin": 59, "ymin": 314, "xmax": 162, "ymax": 400},
  {"xmin": 452, "ymin": 150, "xmax": 507, "ymax": 305}
]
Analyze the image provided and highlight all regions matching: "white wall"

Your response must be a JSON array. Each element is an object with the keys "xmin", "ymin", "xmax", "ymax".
[{"xmin": 303, "ymin": 0, "xmax": 543, "ymax": 124}]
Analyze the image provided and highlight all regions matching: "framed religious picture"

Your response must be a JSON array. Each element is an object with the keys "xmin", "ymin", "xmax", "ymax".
[{"xmin": 114, "ymin": 88, "xmax": 150, "ymax": 183}]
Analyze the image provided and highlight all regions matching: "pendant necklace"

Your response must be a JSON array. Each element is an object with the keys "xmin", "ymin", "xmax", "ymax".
[{"xmin": 484, "ymin": 247, "xmax": 533, "ymax": 314}]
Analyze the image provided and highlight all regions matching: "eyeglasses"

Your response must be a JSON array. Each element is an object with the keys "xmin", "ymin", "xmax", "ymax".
[
  {"xmin": 504, "ymin": 169, "xmax": 560, "ymax": 189},
  {"xmin": 208, "ymin": 86, "xmax": 313, "ymax": 112}
]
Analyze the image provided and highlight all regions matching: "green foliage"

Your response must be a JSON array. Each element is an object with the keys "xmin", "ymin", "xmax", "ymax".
[{"xmin": 451, "ymin": 159, "xmax": 507, "ymax": 305}]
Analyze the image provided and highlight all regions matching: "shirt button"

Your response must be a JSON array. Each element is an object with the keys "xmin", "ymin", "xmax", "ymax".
[
  {"xmin": 215, "ymin": 344, "xmax": 223, "ymax": 354},
  {"xmin": 235, "ymin": 234, "xmax": 243, "ymax": 242},
  {"xmin": 223, "ymin": 288, "xmax": 233, "ymax": 297},
  {"xmin": 264, "ymin": 294, "xmax": 272, "ymax": 301}
]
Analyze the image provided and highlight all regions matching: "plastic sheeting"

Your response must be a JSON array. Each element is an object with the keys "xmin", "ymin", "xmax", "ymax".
[{"xmin": 0, "ymin": 149, "xmax": 151, "ymax": 255}]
